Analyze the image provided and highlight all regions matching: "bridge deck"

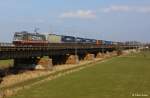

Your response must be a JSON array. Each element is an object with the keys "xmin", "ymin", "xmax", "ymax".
[{"xmin": 0, "ymin": 43, "xmax": 138, "ymax": 60}]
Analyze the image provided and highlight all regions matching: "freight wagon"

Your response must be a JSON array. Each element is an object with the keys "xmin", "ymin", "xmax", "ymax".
[
  {"xmin": 61, "ymin": 35, "xmax": 75, "ymax": 43},
  {"xmin": 47, "ymin": 34, "xmax": 76, "ymax": 43},
  {"xmin": 112, "ymin": 42, "xmax": 119, "ymax": 45},
  {"xmin": 102, "ymin": 40, "xmax": 113, "ymax": 45},
  {"xmin": 96, "ymin": 40, "xmax": 103, "ymax": 45},
  {"xmin": 82, "ymin": 39, "xmax": 95, "ymax": 43},
  {"xmin": 47, "ymin": 34, "xmax": 62, "ymax": 43},
  {"xmin": 76, "ymin": 37, "xmax": 85, "ymax": 43},
  {"xmin": 47, "ymin": 34, "xmax": 97, "ymax": 44}
]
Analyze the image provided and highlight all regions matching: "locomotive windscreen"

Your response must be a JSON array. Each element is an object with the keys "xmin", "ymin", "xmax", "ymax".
[{"xmin": 13, "ymin": 33, "xmax": 24, "ymax": 41}]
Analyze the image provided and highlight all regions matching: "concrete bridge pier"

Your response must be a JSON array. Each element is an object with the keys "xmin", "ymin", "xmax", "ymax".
[
  {"xmin": 111, "ymin": 51, "xmax": 117, "ymax": 56},
  {"xmin": 14, "ymin": 57, "xmax": 53, "ymax": 70},
  {"xmin": 36, "ymin": 57, "xmax": 53, "ymax": 70},
  {"xmin": 103, "ymin": 51, "xmax": 111, "ymax": 58},
  {"xmin": 84, "ymin": 53, "xmax": 95, "ymax": 61},
  {"xmin": 51, "ymin": 54, "xmax": 79, "ymax": 65},
  {"xmin": 117, "ymin": 49, "xmax": 123, "ymax": 56},
  {"xmin": 65, "ymin": 54, "xmax": 79, "ymax": 64},
  {"xmin": 78, "ymin": 53, "xmax": 97, "ymax": 61},
  {"xmin": 95, "ymin": 52, "xmax": 103, "ymax": 58}
]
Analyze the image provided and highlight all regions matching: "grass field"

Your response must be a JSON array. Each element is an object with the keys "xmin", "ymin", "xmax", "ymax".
[
  {"xmin": 0, "ymin": 60, "xmax": 13, "ymax": 69},
  {"xmin": 9, "ymin": 51, "xmax": 150, "ymax": 98}
]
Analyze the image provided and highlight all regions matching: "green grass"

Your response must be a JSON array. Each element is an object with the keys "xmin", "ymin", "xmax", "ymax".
[
  {"xmin": 9, "ymin": 51, "xmax": 150, "ymax": 98},
  {"xmin": 0, "ymin": 60, "xmax": 13, "ymax": 69},
  {"xmin": 1, "ymin": 62, "xmax": 91, "ymax": 90}
]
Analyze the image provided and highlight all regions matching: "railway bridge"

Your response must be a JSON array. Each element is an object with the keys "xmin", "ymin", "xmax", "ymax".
[{"xmin": 0, "ymin": 43, "xmax": 139, "ymax": 69}]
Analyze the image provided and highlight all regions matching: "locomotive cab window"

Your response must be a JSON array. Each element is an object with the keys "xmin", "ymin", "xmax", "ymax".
[{"xmin": 13, "ymin": 33, "xmax": 24, "ymax": 41}]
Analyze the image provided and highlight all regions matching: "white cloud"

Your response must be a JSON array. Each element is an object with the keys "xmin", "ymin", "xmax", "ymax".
[
  {"xmin": 100, "ymin": 5, "xmax": 150, "ymax": 13},
  {"xmin": 35, "ymin": 19, "xmax": 45, "ymax": 23},
  {"xmin": 60, "ymin": 10, "xmax": 96, "ymax": 19},
  {"xmin": 137, "ymin": 7, "xmax": 150, "ymax": 13}
]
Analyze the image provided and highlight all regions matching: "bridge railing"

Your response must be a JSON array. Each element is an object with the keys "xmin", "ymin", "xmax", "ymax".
[{"xmin": 0, "ymin": 42, "xmax": 139, "ymax": 52}]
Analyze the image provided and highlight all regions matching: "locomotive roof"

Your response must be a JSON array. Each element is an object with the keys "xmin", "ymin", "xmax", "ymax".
[{"xmin": 15, "ymin": 31, "xmax": 45, "ymax": 36}]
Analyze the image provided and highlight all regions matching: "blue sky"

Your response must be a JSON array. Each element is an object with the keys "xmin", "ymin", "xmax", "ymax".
[{"xmin": 0, "ymin": 0, "xmax": 150, "ymax": 42}]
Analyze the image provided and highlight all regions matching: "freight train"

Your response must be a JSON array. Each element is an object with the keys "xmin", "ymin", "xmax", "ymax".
[{"xmin": 12, "ymin": 31, "xmax": 128, "ymax": 46}]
